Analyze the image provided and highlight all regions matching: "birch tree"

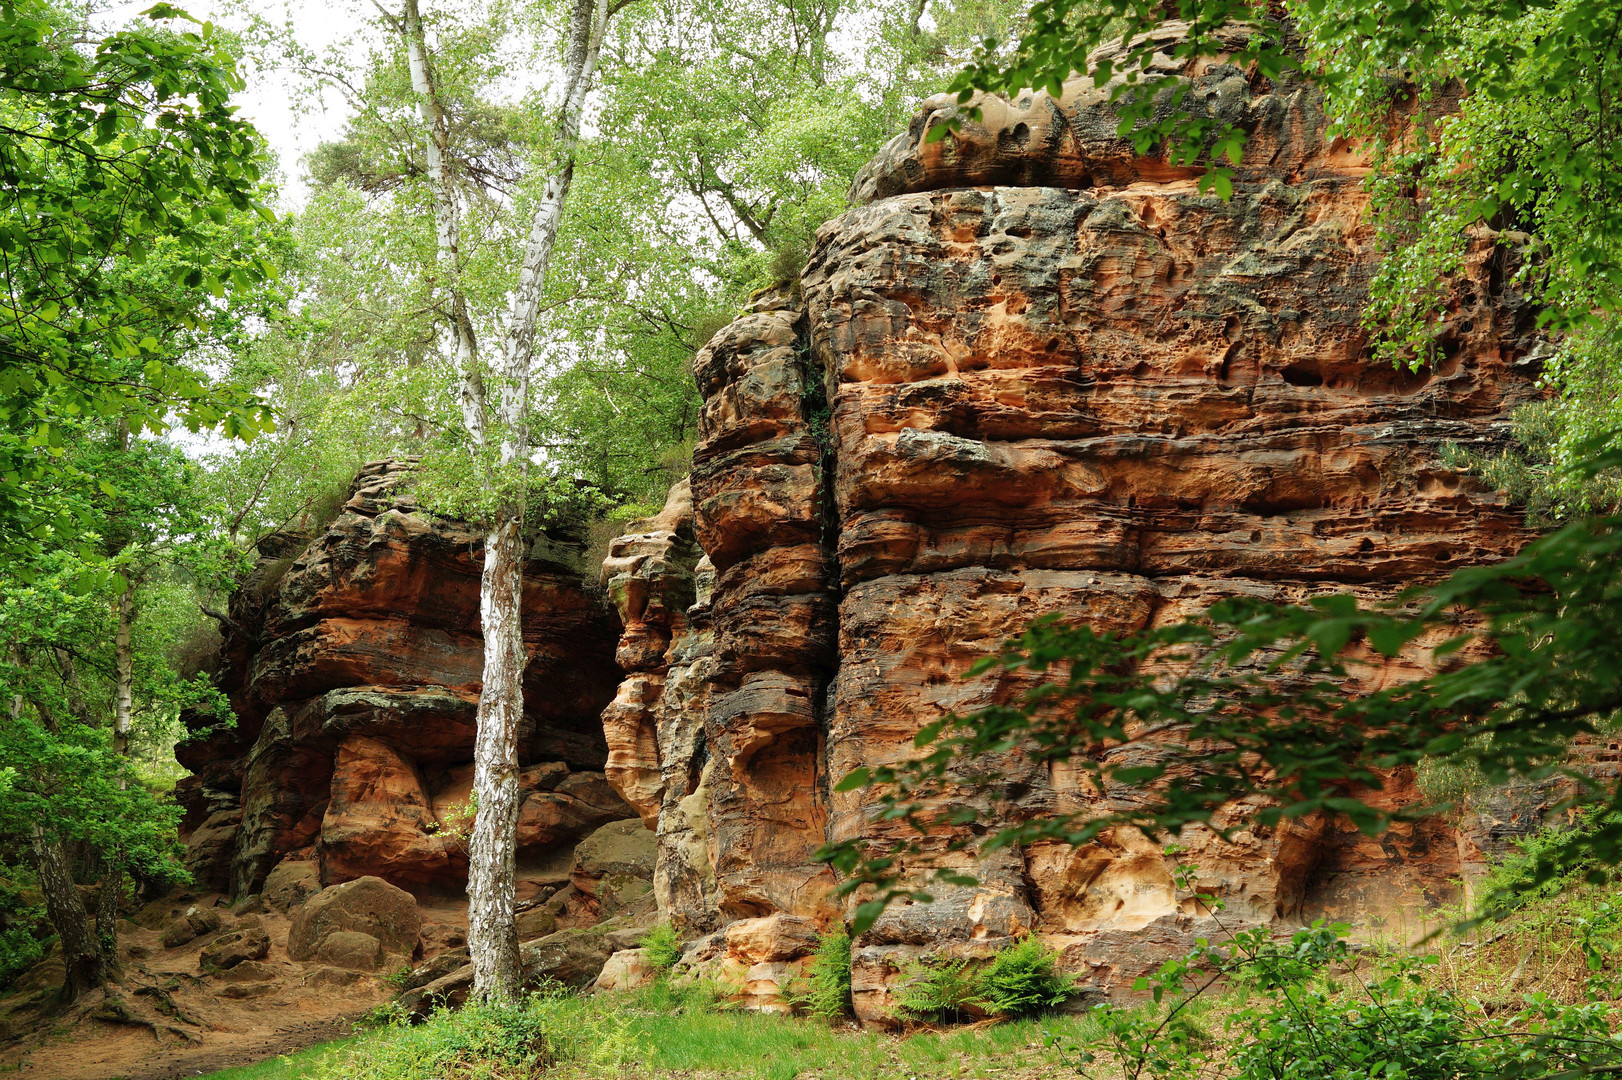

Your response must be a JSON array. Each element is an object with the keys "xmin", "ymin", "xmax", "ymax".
[{"xmin": 381, "ymin": 0, "xmax": 627, "ymax": 1000}]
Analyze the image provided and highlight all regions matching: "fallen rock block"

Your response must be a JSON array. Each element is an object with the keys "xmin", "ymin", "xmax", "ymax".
[
  {"xmin": 200, "ymin": 928, "xmax": 271, "ymax": 974},
  {"xmin": 219, "ymin": 960, "xmax": 278, "ymax": 983},
  {"xmin": 302, "ymin": 966, "xmax": 367, "ymax": 987},
  {"xmin": 398, "ymin": 927, "xmax": 618, "ymax": 1017},
  {"xmin": 288, "ymin": 876, "xmax": 421, "ymax": 961},
  {"xmin": 315, "ymin": 930, "xmax": 384, "ymax": 972},
  {"xmin": 593, "ymin": 948, "xmax": 657, "ymax": 993},
  {"xmin": 161, "ymin": 905, "xmax": 222, "ymax": 949},
  {"xmin": 397, "ymin": 948, "xmax": 470, "ymax": 992},
  {"xmin": 221, "ymin": 983, "xmax": 275, "ymax": 1000}
]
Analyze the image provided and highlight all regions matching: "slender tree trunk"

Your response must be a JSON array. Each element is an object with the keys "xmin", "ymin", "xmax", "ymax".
[
  {"xmin": 112, "ymin": 587, "xmax": 133, "ymax": 759},
  {"xmin": 31, "ymin": 825, "xmax": 105, "ymax": 1003},
  {"xmin": 466, "ymin": 515, "xmax": 526, "ymax": 1000},
  {"xmin": 396, "ymin": 0, "xmax": 618, "ymax": 1002}
]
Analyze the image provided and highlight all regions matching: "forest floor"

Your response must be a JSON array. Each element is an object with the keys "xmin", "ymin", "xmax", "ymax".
[{"xmin": 0, "ymin": 895, "xmax": 399, "ymax": 1080}]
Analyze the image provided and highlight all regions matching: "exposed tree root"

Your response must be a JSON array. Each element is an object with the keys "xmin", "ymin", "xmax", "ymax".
[{"xmin": 90, "ymin": 988, "xmax": 203, "ymax": 1045}]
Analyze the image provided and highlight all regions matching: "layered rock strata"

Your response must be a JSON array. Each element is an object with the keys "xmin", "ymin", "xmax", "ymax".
[
  {"xmin": 601, "ymin": 22, "xmax": 1543, "ymax": 1022},
  {"xmin": 177, "ymin": 460, "xmax": 633, "ymax": 899}
]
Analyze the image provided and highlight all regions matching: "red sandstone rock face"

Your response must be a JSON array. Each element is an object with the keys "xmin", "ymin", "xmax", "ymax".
[
  {"xmin": 600, "ymin": 23, "xmax": 1546, "ymax": 1024},
  {"xmin": 178, "ymin": 461, "xmax": 632, "ymax": 898}
]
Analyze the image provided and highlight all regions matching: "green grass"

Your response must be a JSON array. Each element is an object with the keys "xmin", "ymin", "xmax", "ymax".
[
  {"xmin": 185, "ymin": 1038, "xmax": 359, "ymax": 1080},
  {"xmin": 191, "ymin": 981, "xmax": 1103, "ymax": 1080}
]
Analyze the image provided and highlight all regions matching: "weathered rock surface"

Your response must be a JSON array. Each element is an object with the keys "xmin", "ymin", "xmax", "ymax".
[
  {"xmin": 594, "ymin": 20, "xmax": 1546, "ymax": 1025},
  {"xmin": 398, "ymin": 926, "xmax": 621, "ymax": 1017},
  {"xmin": 287, "ymin": 876, "xmax": 421, "ymax": 962},
  {"xmin": 176, "ymin": 460, "xmax": 632, "ymax": 898},
  {"xmin": 198, "ymin": 927, "xmax": 270, "ymax": 974},
  {"xmin": 593, "ymin": 947, "xmax": 658, "ymax": 993}
]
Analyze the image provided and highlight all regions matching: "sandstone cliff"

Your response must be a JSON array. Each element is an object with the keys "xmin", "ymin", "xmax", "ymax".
[
  {"xmin": 177, "ymin": 460, "xmax": 633, "ymax": 900},
  {"xmin": 599, "ymin": 23, "xmax": 1545, "ymax": 1022},
  {"xmin": 178, "ymin": 23, "xmax": 1551, "ymax": 1027}
]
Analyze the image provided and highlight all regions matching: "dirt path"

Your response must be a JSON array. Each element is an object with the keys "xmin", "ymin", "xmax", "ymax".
[{"xmin": 0, "ymin": 897, "xmax": 394, "ymax": 1080}]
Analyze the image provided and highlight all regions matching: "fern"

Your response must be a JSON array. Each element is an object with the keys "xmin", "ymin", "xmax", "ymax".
[
  {"xmin": 801, "ymin": 930, "xmax": 853, "ymax": 1021},
  {"xmin": 978, "ymin": 936, "xmax": 1073, "ymax": 1018},
  {"xmin": 894, "ymin": 956, "xmax": 987, "ymax": 1024},
  {"xmin": 640, "ymin": 923, "xmax": 682, "ymax": 971}
]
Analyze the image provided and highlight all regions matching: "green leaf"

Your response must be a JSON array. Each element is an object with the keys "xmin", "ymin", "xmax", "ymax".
[
  {"xmin": 835, "ymin": 768, "xmax": 871, "ymax": 793},
  {"xmin": 851, "ymin": 899, "xmax": 888, "ymax": 934}
]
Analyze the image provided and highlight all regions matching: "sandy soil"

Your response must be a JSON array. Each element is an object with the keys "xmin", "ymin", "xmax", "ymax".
[{"xmin": 0, "ymin": 895, "xmax": 400, "ymax": 1080}]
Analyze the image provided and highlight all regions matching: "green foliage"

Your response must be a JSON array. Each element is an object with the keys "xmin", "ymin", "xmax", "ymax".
[
  {"xmin": 798, "ymin": 929, "xmax": 853, "ymax": 1021},
  {"xmin": 198, "ymin": 976, "xmax": 1108, "ymax": 1080},
  {"xmin": 977, "ymin": 935, "xmax": 1073, "ymax": 1019},
  {"xmin": 1068, "ymin": 917, "xmax": 1622, "ymax": 1080},
  {"xmin": 891, "ymin": 935, "xmax": 1072, "ymax": 1025},
  {"xmin": 894, "ymin": 956, "xmax": 985, "ymax": 1025},
  {"xmin": 0, "ymin": 0, "xmax": 281, "ymax": 556},
  {"xmin": 639, "ymin": 923, "xmax": 682, "ymax": 972},
  {"xmin": 317, "ymin": 994, "xmax": 559, "ymax": 1080}
]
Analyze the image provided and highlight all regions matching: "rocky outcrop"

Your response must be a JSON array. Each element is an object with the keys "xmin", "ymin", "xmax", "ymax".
[
  {"xmin": 600, "ymin": 21, "xmax": 1544, "ymax": 1024},
  {"xmin": 600, "ymin": 485, "xmax": 721, "ymax": 930},
  {"xmin": 177, "ymin": 461, "xmax": 633, "ymax": 899}
]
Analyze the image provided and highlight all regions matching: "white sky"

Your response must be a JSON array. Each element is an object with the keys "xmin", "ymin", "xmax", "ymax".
[{"xmin": 106, "ymin": 0, "xmax": 369, "ymax": 206}]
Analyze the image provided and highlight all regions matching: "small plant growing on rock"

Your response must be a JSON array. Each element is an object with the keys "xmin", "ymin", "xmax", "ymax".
[
  {"xmin": 978, "ymin": 935, "xmax": 1074, "ymax": 1018},
  {"xmin": 800, "ymin": 928, "xmax": 854, "ymax": 1021},
  {"xmin": 640, "ymin": 923, "xmax": 682, "ymax": 971},
  {"xmin": 894, "ymin": 955, "xmax": 986, "ymax": 1025}
]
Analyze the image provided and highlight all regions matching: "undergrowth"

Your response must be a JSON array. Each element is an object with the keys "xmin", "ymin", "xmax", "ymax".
[
  {"xmin": 639, "ymin": 923, "xmax": 682, "ymax": 972},
  {"xmin": 796, "ymin": 929, "xmax": 853, "ymax": 1021},
  {"xmin": 894, "ymin": 934, "xmax": 1073, "ymax": 1024},
  {"xmin": 193, "ymin": 835, "xmax": 1622, "ymax": 1080}
]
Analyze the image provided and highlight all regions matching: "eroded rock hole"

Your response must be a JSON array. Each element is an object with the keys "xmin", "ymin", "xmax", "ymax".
[{"xmin": 1281, "ymin": 364, "xmax": 1324, "ymax": 387}]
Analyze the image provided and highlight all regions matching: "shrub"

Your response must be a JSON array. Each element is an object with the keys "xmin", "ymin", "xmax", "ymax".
[
  {"xmin": 1070, "ymin": 920, "xmax": 1622, "ymax": 1080},
  {"xmin": 800, "ymin": 929, "xmax": 853, "ymax": 1021},
  {"xmin": 894, "ymin": 956, "xmax": 986, "ymax": 1025},
  {"xmin": 978, "ymin": 935, "xmax": 1073, "ymax": 1018},
  {"xmin": 318, "ymin": 995, "xmax": 558, "ymax": 1080},
  {"xmin": 640, "ymin": 923, "xmax": 682, "ymax": 972}
]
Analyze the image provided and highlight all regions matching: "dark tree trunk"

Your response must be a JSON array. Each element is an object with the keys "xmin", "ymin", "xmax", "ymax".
[
  {"xmin": 94, "ymin": 854, "xmax": 124, "ymax": 978},
  {"xmin": 30, "ymin": 825, "xmax": 106, "ymax": 1002}
]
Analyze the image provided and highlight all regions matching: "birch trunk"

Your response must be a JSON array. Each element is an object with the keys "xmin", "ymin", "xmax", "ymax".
[
  {"xmin": 112, "ymin": 587, "xmax": 133, "ymax": 759},
  {"xmin": 397, "ymin": 0, "xmax": 616, "ymax": 1002},
  {"xmin": 466, "ymin": 514, "xmax": 525, "ymax": 999}
]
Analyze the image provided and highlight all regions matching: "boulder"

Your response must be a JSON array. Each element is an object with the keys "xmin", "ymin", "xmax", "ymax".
[
  {"xmin": 419, "ymin": 920, "xmax": 467, "ymax": 956},
  {"xmin": 593, "ymin": 948, "xmax": 658, "ymax": 993},
  {"xmin": 219, "ymin": 959, "xmax": 278, "ymax": 983},
  {"xmin": 398, "ymin": 927, "xmax": 618, "ymax": 1018},
  {"xmin": 287, "ymin": 876, "xmax": 420, "ymax": 962},
  {"xmin": 568, "ymin": 819, "xmax": 657, "ymax": 920},
  {"xmin": 302, "ymin": 966, "xmax": 366, "ymax": 988},
  {"xmin": 199, "ymin": 927, "xmax": 270, "ymax": 974},
  {"xmin": 263, "ymin": 859, "xmax": 320, "ymax": 914},
  {"xmin": 314, "ymin": 930, "xmax": 384, "ymax": 971},
  {"xmin": 161, "ymin": 905, "xmax": 222, "ymax": 949},
  {"xmin": 516, "ymin": 906, "xmax": 558, "ymax": 941},
  {"xmin": 221, "ymin": 983, "xmax": 275, "ymax": 999},
  {"xmin": 396, "ymin": 948, "xmax": 470, "ymax": 992},
  {"xmin": 521, "ymin": 928, "xmax": 619, "ymax": 988},
  {"xmin": 724, "ymin": 914, "xmax": 819, "ymax": 964}
]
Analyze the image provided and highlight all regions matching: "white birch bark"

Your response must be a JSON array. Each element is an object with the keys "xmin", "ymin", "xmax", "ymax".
[
  {"xmin": 396, "ymin": 0, "xmax": 617, "ymax": 1002},
  {"xmin": 112, "ymin": 586, "xmax": 133, "ymax": 760}
]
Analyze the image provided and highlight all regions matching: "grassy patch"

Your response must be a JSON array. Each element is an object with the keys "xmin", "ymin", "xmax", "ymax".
[{"xmin": 193, "ymin": 980, "xmax": 1102, "ymax": 1080}]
